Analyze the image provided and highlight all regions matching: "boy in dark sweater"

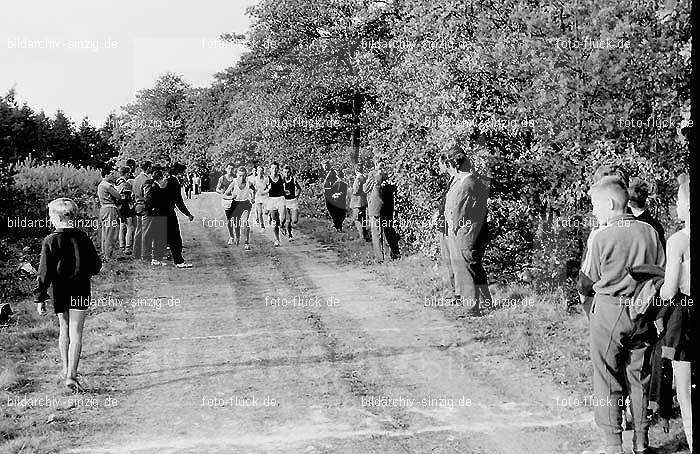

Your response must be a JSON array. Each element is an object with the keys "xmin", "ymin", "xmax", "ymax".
[
  {"xmin": 34, "ymin": 198, "xmax": 102, "ymax": 392},
  {"xmin": 579, "ymin": 177, "xmax": 665, "ymax": 454}
]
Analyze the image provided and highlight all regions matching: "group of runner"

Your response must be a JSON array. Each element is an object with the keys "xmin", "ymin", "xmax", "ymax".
[{"xmin": 215, "ymin": 161, "xmax": 302, "ymax": 249}]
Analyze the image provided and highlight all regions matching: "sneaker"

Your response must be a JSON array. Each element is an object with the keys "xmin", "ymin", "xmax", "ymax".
[
  {"xmin": 227, "ymin": 237, "xmax": 234, "ymax": 245},
  {"xmin": 175, "ymin": 263, "xmax": 193, "ymax": 268},
  {"xmin": 274, "ymin": 241, "xmax": 280, "ymax": 247},
  {"xmin": 288, "ymin": 234, "xmax": 294, "ymax": 242},
  {"xmin": 244, "ymin": 244, "xmax": 251, "ymax": 251},
  {"xmin": 151, "ymin": 259, "xmax": 165, "ymax": 266}
]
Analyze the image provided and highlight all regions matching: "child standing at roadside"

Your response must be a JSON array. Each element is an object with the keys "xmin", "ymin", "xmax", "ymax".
[
  {"xmin": 579, "ymin": 176, "xmax": 665, "ymax": 454},
  {"xmin": 34, "ymin": 198, "xmax": 102, "ymax": 392}
]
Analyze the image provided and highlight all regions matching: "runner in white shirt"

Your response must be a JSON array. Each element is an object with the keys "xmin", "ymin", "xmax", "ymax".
[
  {"xmin": 215, "ymin": 163, "xmax": 237, "ymax": 245},
  {"xmin": 251, "ymin": 165, "xmax": 269, "ymax": 231},
  {"xmin": 224, "ymin": 166, "xmax": 254, "ymax": 250}
]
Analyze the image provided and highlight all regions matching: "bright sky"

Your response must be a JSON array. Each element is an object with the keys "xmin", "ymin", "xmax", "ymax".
[{"xmin": 0, "ymin": 0, "xmax": 258, "ymax": 126}]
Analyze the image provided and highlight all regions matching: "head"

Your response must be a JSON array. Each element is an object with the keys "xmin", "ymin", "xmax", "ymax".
[
  {"xmin": 439, "ymin": 146, "xmax": 472, "ymax": 176},
  {"xmin": 236, "ymin": 166, "xmax": 248, "ymax": 180},
  {"xmin": 627, "ymin": 178, "xmax": 649, "ymax": 210},
  {"xmin": 126, "ymin": 159, "xmax": 136, "ymax": 173},
  {"xmin": 225, "ymin": 163, "xmax": 235, "ymax": 176},
  {"xmin": 270, "ymin": 161, "xmax": 280, "ymax": 177},
  {"xmin": 588, "ymin": 176, "xmax": 629, "ymax": 224},
  {"xmin": 355, "ymin": 163, "xmax": 364, "ymax": 175},
  {"xmin": 140, "ymin": 160, "xmax": 152, "ymax": 174},
  {"xmin": 593, "ymin": 164, "xmax": 629, "ymax": 187},
  {"xmin": 372, "ymin": 155, "xmax": 383, "ymax": 171},
  {"xmin": 151, "ymin": 166, "xmax": 167, "ymax": 186},
  {"xmin": 101, "ymin": 166, "xmax": 118, "ymax": 182},
  {"xmin": 676, "ymin": 173, "xmax": 690, "ymax": 223},
  {"xmin": 255, "ymin": 165, "xmax": 264, "ymax": 177},
  {"xmin": 170, "ymin": 163, "xmax": 186, "ymax": 176},
  {"xmin": 282, "ymin": 165, "xmax": 293, "ymax": 179},
  {"xmin": 337, "ymin": 169, "xmax": 345, "ymax": 180},
  {"xmin": 48, "ymin": 197, "xmax": 78, "ymax": 229},
  {"xmin": 323, "ymin": 160, "xmax": 332, "ymax": 171},
  {"xmin": 119, "ymin": 166, "xmax": 132, "ymax": 179}
]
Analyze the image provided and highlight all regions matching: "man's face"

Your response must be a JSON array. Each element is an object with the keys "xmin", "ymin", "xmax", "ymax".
[
  {"xmin": 438, "ymin": 159, "xmax": 447, "ymax": 174},
  {"xmin": 270, "ymin": 164, "xmax": 279, "ymax": 176},
  {"xmin": 226, "ymin": 165, "xmax": 234, "ymax": 175},
  {"xmin": 237, "ymin": 169, "xmax": 246, "ymax": 179},
  {"xmin": 282, "ymin": 167, "xmax": 290, "ymax": 178}
]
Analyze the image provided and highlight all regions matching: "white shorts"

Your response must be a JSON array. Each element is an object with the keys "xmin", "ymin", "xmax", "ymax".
[
  {"xmin": 285, "ymin": 198, "xmax": 299, "ymax": 211},
  {"xmin": 267, "ymin": 196, "xmax": 286, "ymax": 212},
  {"xmin": 255, "ymin": 194, "xmax": 268, "ymax": 205}
]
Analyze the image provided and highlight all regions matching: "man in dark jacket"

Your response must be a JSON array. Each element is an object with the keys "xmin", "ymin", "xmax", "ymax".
[
  {"xmin": 164, "ymin": 163, "xmax": 195, "ymax": 268},
  {"xmin": 322, "ymin": 160, "xmax": 339, "ymax": 228},
  {"xmin": 132, "ymin": 160, "xmax": 152, "ymax": 260},
  {"xmin": 330, "ymin": 170, "xmax": 348, "ymax": 232},
  {"xmin": 628, "ymin": 177, "xmax": 666, "ymax": 248}
]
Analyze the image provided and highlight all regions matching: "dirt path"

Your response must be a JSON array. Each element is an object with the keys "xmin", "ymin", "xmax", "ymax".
[{"xmin": 68, "ymin": 193, "xmax": 597, "ymax": 454}]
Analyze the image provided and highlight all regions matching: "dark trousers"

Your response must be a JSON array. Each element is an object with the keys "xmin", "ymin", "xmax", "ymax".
[
  {"xmin": 590, "ymin": 298, "xmax": 653, "ymax": 448},
  {"xmin": 143, "ymin": 214, "xmax": 165, "ymax": 261},
  {"xmin": 326, "ymin": 199, "xmax": 346, "ymax": 230},
  {"xmin": 166, "ymin": 212, "xmax": 184, "ymax": 264},
  {"xmin": 353, "ymin": 206, "xmax": 371, "ymax": 241},
  {"xmin": 369, "ymin": 216, "xmax": 400, "ymax": 262}
]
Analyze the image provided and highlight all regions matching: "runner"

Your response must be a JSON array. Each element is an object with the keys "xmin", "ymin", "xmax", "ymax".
[
  {"xmin": 251, "ymin": 165, "xmax": 269, "ymax": 231},
  {"xmin": 224, "ymin": 166, "xmax": 254, "ymax": 250},
  {"xmin": 216, "ymin": 164, "xmax": 237, "ymax": 245},
  {"xmin": 267, "ymin": 162, "xmax": 286, "ymax": 247},
  {"xmin": 282, "ymin": 164, "xmax": 303, "ymax": 242}
]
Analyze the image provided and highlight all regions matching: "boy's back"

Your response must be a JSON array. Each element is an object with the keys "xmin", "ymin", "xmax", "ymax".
[
  {"xmin": 35, "ymin": 228, "xmax": 102, "ymax": 311},
  {"xmin": 583, "ymin": 214, "xmax": 665, "ymax": 300}
]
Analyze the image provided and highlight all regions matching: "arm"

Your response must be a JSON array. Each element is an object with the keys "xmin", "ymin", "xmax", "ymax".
[
  {"xmin": 107, "ymin": 183, "xmax": 122, "ymax": 201},
  {"xmin": 215, "ymin": 176, "xmax": 226, "ymax": 194},
  {"xmin": 223, "ymin": 181, "xmax": 235, "ymax": 197},
  {"xmin": 363, "ymin": 172, "xmax": 375, "ymax": 194},
  {"xmin": 172, "ymin": 179, "xmax": 192, "ymax": 217},
  {"xmin": 659, "ymin": 235, "xmax": 682, "ymax": 300},
  {"xmin": 33, "ymin": 237, "xmax": 54, "ymax": 303}
]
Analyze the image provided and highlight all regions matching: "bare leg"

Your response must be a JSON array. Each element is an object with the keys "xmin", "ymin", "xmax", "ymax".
[
  {"xmin": 272, "ymin": 210, "xmax": 281, "ymax": 242},
  {"xmin": 57, "ymin": 312, "xmax": 69, "ymax": 378},
  {"xmin": 673, "ymin": 360, "xmax": 693, "ymax": 451},
  {"xmin": 225, "ymin": 210, "xmax": 235, "ymax": 239},
  {"xmin": 67, "ymin": 309, "xmax": 87, "ymax": 384},
  {"xmin": 241, "ymin": 211, "xmax": 250, "ymax": 244}
]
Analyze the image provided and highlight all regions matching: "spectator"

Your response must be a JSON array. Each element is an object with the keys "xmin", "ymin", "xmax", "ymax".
[
  {"xmin": 350, "ymin": 163, "xmax": 371, "ymax": 241},
  {"xmin": 132, "ymin": 161, "xmax": 153, "ymax": 260},
  {"xmin": 97, "ymin": 167, "xmax": 121, "ymax": 261},
  {"xmin": 144, "ymin": 166, "xmax": 168, "ymax": 266},
  {"xmin": 628, "ymin": 177, "xmax": 666, "ymax": 247},
  {"xmin": 164, "ymin": 163, "xmax": 195, "ymax": 268},
  {"xmin": 116, "ymin": 166, "xmax": 135, "ymax": 256},
  {"xmin": 363, "ymin": 156, "xmax": 400, "ymax": 262},
  {"xmin": 330, "ymin": 170, "xmax": 348, "ymax": 232},
  {"xmin": 321, "ymin": 160, "xmax": 340, "ymax": 228}
]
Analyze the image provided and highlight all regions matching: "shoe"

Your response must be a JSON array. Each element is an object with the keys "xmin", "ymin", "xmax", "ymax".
[
  {"xmin": 227, "ymin": 237, "xmax": 234, "ymax": 245},
  {"xmin": 288, "ymin": 235, "xmax": 294, "ymax": 242},
  {"xmin": 175, "ymin": 263, "xmax": 193, "ymax": 268},
  {"xmin": 244, "ymin": 244, "xmax": 251, "ymax": 251},
  {"xmin": 151, "ymin": 259, "xmax": 165, "ymax": 266},
  {"xmin": 274, "ymin": 241, "xmax": 280, "ymax": 247}
]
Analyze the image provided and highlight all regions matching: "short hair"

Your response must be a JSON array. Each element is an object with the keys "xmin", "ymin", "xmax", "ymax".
[
  {"xmin": 48, "ymin": 198, "xmax": 78, "ymax": 222},
  {"xmin": 140, "ymin": 161, "xmax": 152, "ymax": 172},
  {"xmin": 226, "ymin": 163, "xmax": 235, "ymax": 169},
  {"xmin": 337, "ymin": 169, "xmax": 345, "ymax": 179},
  {"xmin": 628, "ymin": 177, "xmax": 649, "ymax": 208},
  {"xmin": 119, "ymin": 166, "xmax": 132, "ymax": 177},
  {"xmin": 270, "ymin": 161, "xmax": 280, "ymax": 168},
  {"xmin": 126, "ymin": 158, "xmax": 136, "ymax": 169},
  {"xmin": 101, "ymin": 167, "xmax": 114, "ymax": 178},
  {"xmin": 355, "ymin": 163, "xmax": 364, "ymax": 173},
  {"xmin": 170, "ymin": 163, "xmax": 186, "ymax": 175},
  {"xmin": 589, "ymin": 176, "xmax": 629, "ymax": 209},
  {"xmin": 439, "ymin": 146, "xmax": 472, "ymax": 172},
  {"xmin": 282, "ymin": 164, "xmax": 293, "ymax": 172},
  {"xmin": 237, "ymin": 166, "xmax": 247, "ymax": 174},
  {"xmin": 678, "ymin": 173, "xmax": 690, "ymax": 202},
  {"xmin": 593, "ymin": 164, "xmax": 629, "ymax": 187},
  {"xmin": 151, "ymin": 165, "xmax": 165, "ymax": 180}
]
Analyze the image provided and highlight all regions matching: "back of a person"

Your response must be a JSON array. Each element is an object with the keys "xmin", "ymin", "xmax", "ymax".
[
  {"xmin": 47, "ymin": 229, "xmax": 94, "ymax": 299},
  {"xmin": 593, "ymin": 217, "xmax": 664, "ymax": 298},
  {"xmin": 366, "ymin": 169, "xmax": 384, "ymax": 216},
  {"xmin": 351, "ymin": 173, "xmax": 367, "ymax": 208}
]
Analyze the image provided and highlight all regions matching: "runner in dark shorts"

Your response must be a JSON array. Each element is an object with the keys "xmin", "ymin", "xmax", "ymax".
[
  {"xmin": 216, "ymin": 163, "xmax": 237, "ymax": 245},
  {"xmin": 224, "ymin": 166, "xmax": 254, "ymax": 249}
]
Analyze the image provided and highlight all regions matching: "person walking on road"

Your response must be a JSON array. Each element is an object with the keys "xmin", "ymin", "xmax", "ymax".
[
  {"xmin": 282, "ymin": 164, "xmax": 303, "ymax": 241},
  {"xmin": 363, "ymin": 157, "xmax": 400, "ymax": 262},
  {"xmin": 252, "ymin": 165, "xmax": 269, "ymax": 231},
  {"xmin": 192, "ymin": 174, "xmax": 202, "ymax": 198},
  {"xmin": 267, "ymin": 162, "xmax": 286, "ymax": 247}
]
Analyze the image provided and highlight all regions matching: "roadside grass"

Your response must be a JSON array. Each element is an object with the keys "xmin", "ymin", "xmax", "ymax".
[
  {"xmin": 0, "ymin": 254, "xmax": 141, "ymax": 454},
  {"xmin": 296, "ymin": 216, "xmax": 690, "ymax": 452}
]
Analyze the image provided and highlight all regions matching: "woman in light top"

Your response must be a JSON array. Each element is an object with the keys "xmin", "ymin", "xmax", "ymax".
[
  {"xmin": 659, "ymin": 173, "xmax": 692, "ymax": 452},
  {"xmin": 224, "ymin": 166, "xmax": 254, "ymax": 250}
]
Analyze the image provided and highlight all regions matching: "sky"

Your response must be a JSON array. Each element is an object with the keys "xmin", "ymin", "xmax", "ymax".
[{"xmin": 0, "ymin": 0, "xmax": 258, "ymax": 126}]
